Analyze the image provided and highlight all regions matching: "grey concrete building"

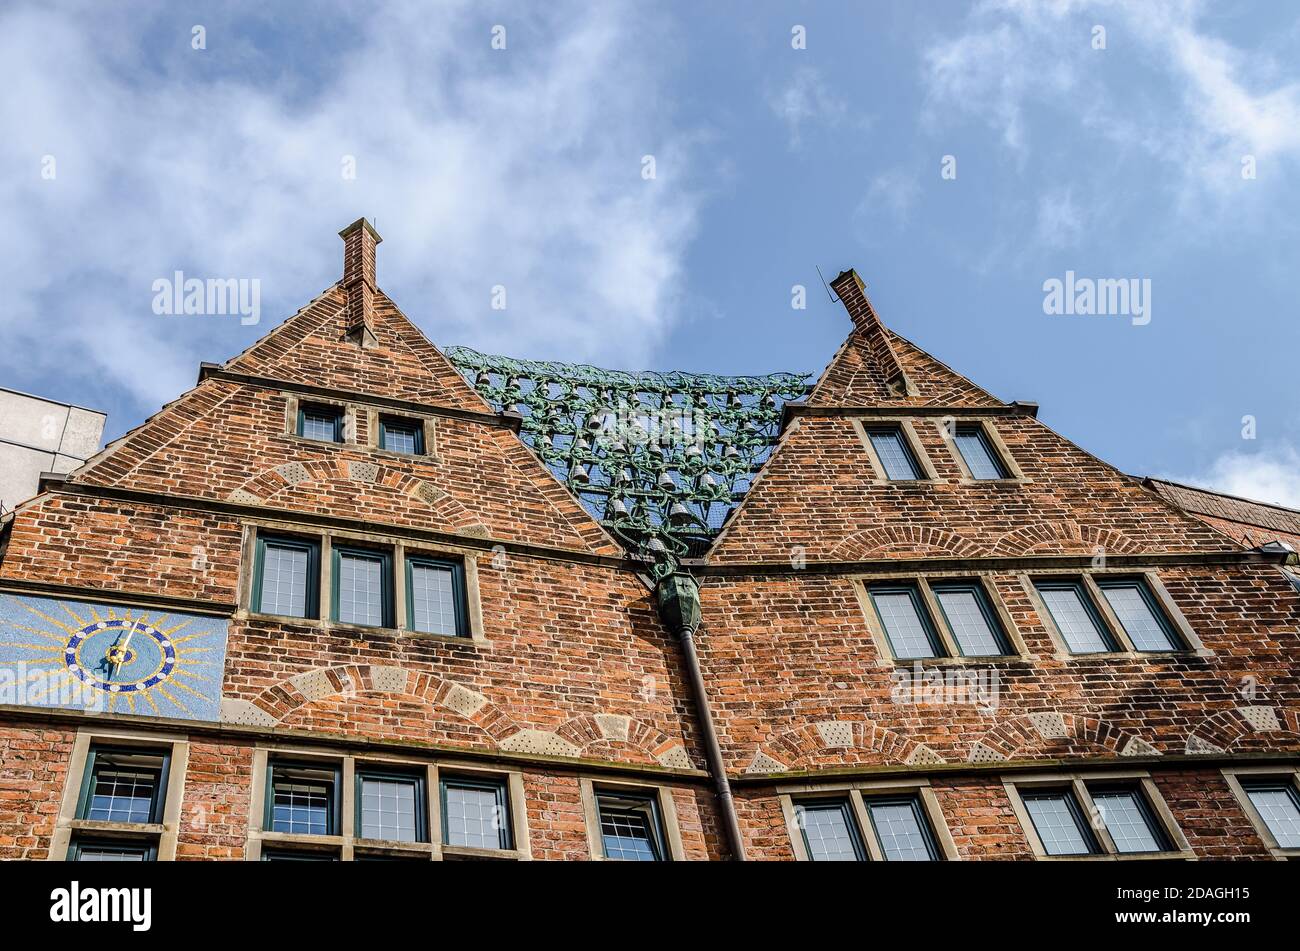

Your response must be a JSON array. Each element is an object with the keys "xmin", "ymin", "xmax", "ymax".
[{"xmin": 0, "ymin": 387, "xmax": 106, "ymax": 513}]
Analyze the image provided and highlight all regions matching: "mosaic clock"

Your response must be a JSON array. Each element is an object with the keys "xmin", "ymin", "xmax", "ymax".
[{"xmin": 0, "ymin": 593, "xmax": 228, "ymax": 720}]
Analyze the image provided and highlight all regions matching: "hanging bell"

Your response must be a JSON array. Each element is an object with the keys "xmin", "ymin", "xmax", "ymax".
[
  {"xmin": 668, "ymin": 501, "xmax": 694, "ymax": 526},
  {"xmin": 474, "ymin": 370, "xmax": 492, "ymax": 387},
  {"xmin": 657, "ymin": 471, "xmax": 676, "ymax": 491},
  {"xmin": 608, "ymin": 497, "xmax": 630, "ymax": 518},
  {"xmin": 723, "ymin": 444, "xmax": 741, "ymax": 460},
  {"xmin": 570, "ymin": 464, "xmax": 590, "ymax": 484},
  {"xmin": 646, "ymin": 536, "xmax": 669, "ymax": 555},
  {"xmin": 698, "ymin": 473, "xmax": 718, "ymax": 490}
]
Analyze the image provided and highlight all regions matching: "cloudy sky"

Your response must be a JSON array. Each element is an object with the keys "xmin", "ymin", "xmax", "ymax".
[{"xmin": 3, "ymin": 0, "xmax": 1299, "ymax": 506}]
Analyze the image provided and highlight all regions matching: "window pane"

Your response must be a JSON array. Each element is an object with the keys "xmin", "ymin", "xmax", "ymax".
[
  {"xmin": 410, "ymin": 562, "xmax": 459, "ymax": 635},
  {"xmin": 382, "ymin": 420, "xmax": 420, "ymax": 454},
  {"xmin": 443, "ymin": 780, "xmax": 507, "ymax": 850},
  {"xmin": 867, "ymin": 798, "xmax": 937, "ymax": 861},
  {"xmin": 87, "ymin": 755, "xmax": 160, "ymax": 824},
  {"xmin": 1098, "ymin": 582, "xmax": 1179, "ymax": 651},
  {"xmin": 871, "ymin": 589, "xmax": 940, "ymax": 659},
  {"xmin": 868, "ymin": 430, "xmax": 920, "ymax": 480},
  {"xmin": 1244, "ymin": 783, "xmax": 1300, "ymax": 849},
  {"xmin": 1037, "ymin": 585, "xmax": 1112, "ymax": 653},
  {"xmin": 301, "ymin": 408, "xmax": 339, "ymax": 442},
  {"xmin": 1091, "ymin": 789, "xmax": 1166, "ymax": 853},
  {"xmin": 259, "ymin": 542, "xmax": 310, "ymax": 617},
  {"xmin": 597, "ymin": 795, "xmax": 662, "ymax": 861},
  {"xmin": 1023, "ymin": 792, "xmax": 1095, "ymax": 855},
  {"xmin": 337, "ymin": 551, "xmax": 384, "ymax": 626},
  {"xmin": 954, "ymin": 428, "xmax": 1006, "ymax": 479},
  {"xmin": 934, "ymin": 586, "xmax": 1005, "ymax": 656},
  {"xmin": 75, "ymin": 842, "xmax": 148, "ymax": 861},
  {"xmin": 797, "ymin": 800, "xmax": 863, "ymax": 861},
  {"xmin": 271, "ymin": 768, "xmax": 333, "ymax": 835},
  {"xmin": 360, "ymin": 775, "xmax": 420, "ymax": 843}
]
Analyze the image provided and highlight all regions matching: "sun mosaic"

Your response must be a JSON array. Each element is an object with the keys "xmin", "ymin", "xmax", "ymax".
[{"xmin": 0, "ymin": 593, "xmax": 227, "ymax": 721}]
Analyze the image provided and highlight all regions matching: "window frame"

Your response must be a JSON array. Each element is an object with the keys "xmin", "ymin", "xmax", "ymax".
[
  {"xmin": 75, "ymin": 745, "xmax": 171, "ymax": 826},
  {"xmin": 792, "ymin": 796, "xmax": 867, "ymax": 861},
  {"xmin": 780, "ymin": 778, "xmax": 958, "ymax": 862},
  {"xmin": 251, "ymin": 533, "xmax": 321, "ymax": 621},
  {"xmin": 851, "ymin": 418, "xmax": 937, "ymax": 484},
  {"xmin": 1093, "ymin": 576, "xmax": 1185, "ymax": 652},
  {"xmin": 1030, "ymin": 579, "xmax": 1119, "ymax": 654},
  {"xmin": 265, "ymin": 759, "xmax": 344, "ymax": 838},
  {"xmin": 1221, "ymin": 765, "xmax": 1300, "ymax": 859},
  {"xmin": 330, "ymin": 543, "xmax": 395, "ymax": 629},
  {"xmin": 580, "ymin": 778, "xmax": 684, "ymax": 862},
  {"xmin": 1004, "ymin": 770, "xmax": 1193, "ymax": 861},
  {"xmin": 378, "ymin": 414, "xmax": 426, "ymax": 455},
  {"xmin": 296, "ymin": 402, "xmax": 345, "ymax": 443},
  {"xmin": 929, "ymin": 579, "xmax": 1014, "ymax": 657},
  {"xmin": 440, "ymin": 773, "xmax": 513, "ymax": 852},
  {"xmin": 866, "ymin": 582, "xmax": 946, "ymax": 659},
  {"xmin": 67, "ymin": 837, "xmax": 158, "ymax": 862},
  {"xmin": 938, "ymin": 418, "xmax": 1025, "ymax": 483},
  {"xmin": 405, "ymin": 555, "xmax": 470, "ymax": 638},
  {"xmin": 356, "ymin": 767, "xmax": 428, "ymax": 845}
]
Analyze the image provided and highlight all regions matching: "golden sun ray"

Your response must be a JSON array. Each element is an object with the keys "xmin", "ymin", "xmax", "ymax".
[
  {"xmin": 8, "ymin": 623, "xmax": 70, "ymax": 644},
  {"xmin": 171, "ymin": 668, "xmax": 212, "ymax": 684},
  {"xmin": 59, "ymin": 602, "xmax": 88, "ymax": 627},
  {"xmin": 163, "ymin": 619, "xmax": 193, "ymax": 637},
  {"xmin": 165, "ymin": 678, "xmax": 210, "ymax": 702},
  {"xmin": 90, "ymin": 607, "xmax": 104, "ymax": 622},
  {"xmin": 154, "ymin": 684, "xmax": 193, "ymax": 717},
  {"xmin": 10, "ymin": 644, "xmax": 67, "ymax": 656},
  {"xmin": 14, "ymin": 601, "xmax": 79, "ymax": 636},
  {"xmin": 141, "ymin": 689, "xmax": 160, "ymax": 715}
]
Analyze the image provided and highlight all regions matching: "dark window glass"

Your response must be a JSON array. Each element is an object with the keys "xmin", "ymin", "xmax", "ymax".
[
  {"xmin": 1035, "ymin": 581, "xmax": 1116, "ymax": 653},
  {"xmin": 80, "ymin": 748, "xmax": 167, "ymax": 825},
  {"xmin": 867, "ymin": 428, "xmax": 922, "ymax": 480},
  {"xmin": 1089, "ymin": 786, "xmax": 1170, "ymax": 854},
  {"xmin": 298, "ymin": 404, "xmax": 343, "ymax": 442},
  {"xmin": 865, "ymin": 795, "xmax": 940, "ymax": 861},
  {"xmin": 255, "ymin": 536, "xmax": 319, "ymax": 619},
  {"xmin": 441, "ymin": 776, "xmax": 511, "ymax": 850},
  {"xmin": 1241, "ymin": 779, "xmax": 1300, "ymax": 849},
  {"xmin": 795, "ymin": 798, "xmax": 865, "ymax": 861},
  {"xmin": 261, "ymin": 849, "xmax": 337, "ymax": 861},
  {"xmin": 595, "ymin": 790, "xmax": 667, "ymax": 861},
  {"xmin": 932, "ymin": 582, "xmax": 1010, "ymax": 656},
  {"xmin": 358, "ymin": 771, "xmax": 424, "ymax": 843},
  {"xmin": 1095, "ymin": 578, "xmax": 1182, "ymax": 651},
  {"xmin": 406, "ymin": 557, "xmax": 467, "ymax": 636},
  {"xmin": 332, "ymin": 546, "xmax": 391, "ymax": 628},
  {"xmin": 268, "ymin": 763, "xmax": 338, "ymax": 836},
  {"xmin": 954, "ymin": 426, "xmax": 1008, "ymax": 479},
  {"xmin": 380, "ymin": 417, "xmax": 423, "ymax": 455},
  {"xmin": 1021, "ymin": 789, "xmax": 1100, "ymax": 856},
  {"xmin": 869, "ymin": 584, "xmax": 944, "ymax": 659},
  {"xmin": 70, "ymin": 838, "xmax": 152, "ymax": 861}
]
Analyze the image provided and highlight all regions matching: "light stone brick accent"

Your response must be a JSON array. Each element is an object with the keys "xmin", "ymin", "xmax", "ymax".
[
  {"xmin": 1184, "ymin": 735, "xmax": 1224, "ymax": 755},
  {"xmin": 499, "ymin": 730, "xmax": 581, "ymax": 758},
  {"xmin": 227, "ymin": 488, "xmax": 263, "ymax": 505},
  {"xmin": 414, "ymin": 482, "xmax": 447, "ymax": 505},
  {"xmin": 905, "ymin": 744, "xmax": 945, "ymax": 766},
  {"xmin": 745, "ymin": 751, "xmax": 788, "ymax": 774},
  {"xmin": 220, "ymin": 698, "xmax": 277, "ymax": 727},
  {"xmin": 369, "ymin": 665, "xmax": 408, "ymax": 694},
  {"xmin": 276, "ymin": 462, "xmax": 310, "ymax": 484},
  {"xmin": 595, "ymin": 714, "xmax": 631, "ymax": 741},
  {"xmin": 1237, "ymin": 705, "xmax": 1280, "ymax": 732},
  {"xmin": 440, "ymin": 683, "xmax": 488, "ymax": 718},
  {"xmin": 814, "ymin": 721, "xmax": 854, "ymax": 747},
  {"xmin": 348, "ymin": 461, "xmax": 379, "ymax": 483},
  {"xmin": 968, "ymin": 742, "xmax": 1006, "ymax": 764},
  {"xmin": 1028, "ymin": 711, "xmax": 1068, "ymax": 739},
  {"xmin": 461, "ymin": 523, "xmax": 491, "ymax": 539},
  {"xmin": 290, "ymin": 669, "xmax": 335, "ymax": 702},
  {"xmin": 656, "ymin": 745, "xmax": 693, "ymax": 769},
  {"xmin": 1120, "ymin": 736, "xmax": 1162, "ymax": 757}
]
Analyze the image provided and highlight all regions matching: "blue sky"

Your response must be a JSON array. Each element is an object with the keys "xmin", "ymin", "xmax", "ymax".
[{"xmin": 3, "ymin": 0, "xmax": 1299, "ymax": 505}]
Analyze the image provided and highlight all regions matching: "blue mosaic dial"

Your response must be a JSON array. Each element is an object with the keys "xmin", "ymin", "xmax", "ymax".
[{"xmin": 64, "ymin": 619, "xmax": 177, "ymax": 693}]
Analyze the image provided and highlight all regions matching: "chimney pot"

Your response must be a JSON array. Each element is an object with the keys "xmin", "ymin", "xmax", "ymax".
[{"xmin": 339, "ymin": 218, "xmax": 383, "ymax": 348}]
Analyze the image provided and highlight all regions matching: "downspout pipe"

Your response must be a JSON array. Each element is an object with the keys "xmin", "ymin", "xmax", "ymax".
[{"xmin": 656, "ymin": 572, "xmax": 746, "ymax": 861}]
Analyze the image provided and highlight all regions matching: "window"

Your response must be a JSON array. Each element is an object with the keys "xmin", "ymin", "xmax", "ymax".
[
  {"xmin": 267, "ymin": 762, "xmax": 340, "ymax": 836},
  {"xmin": 77, "ymin": 747, "xmax": 169, "ymax": 825},
  {"xmin": 868, "ymin": 584, "xmax": 943, "ymax": 659},
  {"xmin": 790, "ymin": 790, "xmax": 945, "ymax": 861},
  {"xmin": 1034, "ymin": 581, "xmax": 1117, "ymax": 654},
  {"xmin": 441, "ymin": 775, "xmax": 511, "ymax": 851},
  {"xmin": 380, "ymin": 416, "xmax": 424, "ymax": 455},
  {"xmin": 1094, "ymin": 578, "xmax": 1182, "ymax": 651},
  {"xmin": 866, "ymin": 427, "xmax": 923, "ymax": 481},
  {"xmin": 406, "ymin": 556, "xmax": 468, "ymax": 637},
  {"xmin": 931, "ymin": 581, "xmax": 1012, "ymax": 656},
  {"xmin": 594, "ymin": 789, "xmax": 668, "ymax": 861},
  {"xmin": 253, "ymin": 535, "xmax": 320, "ymax": 619},
  {"xmin": 1239, "ymin": 778, "xmax": 1300, "ymax": 850},
  {"xmin": 1008, "ymin": 776, "xmax": 1187, "ymax": 859},
  {"xmin": 953, "ymin": 425, "xmax": 1009, "ymax": 480},
  {"xmin": 68, "ymin": 839, "xmax": 155, "ymax": 861},
  {"xmin": 298, "ymin": 403, "xmax": 343, "ymax": 442},
  {"xmin": 358, "ymin": 769, "xmax": 425, "ymax": 843},
  {"xmin": 262, "ymin": 849, "xmax": 337, "ymax": 861},
  {"xmin": 332, "ymin": 545, "xmax": 393, "ymax": 628}
]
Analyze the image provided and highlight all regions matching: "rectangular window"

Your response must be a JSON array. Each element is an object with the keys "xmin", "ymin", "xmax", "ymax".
[
  {"xmin": 380, "ymin": 416, "xmax": 424, "ymax": 455},
  {"xmin": 868, "ymin": 584, "xmax": 944, "ymax": 659},
  {"xmin": 332, "ymin": 545, "xmax": 393, "ymax": 628},
  {"xmin": 267, "ymin": 762, "xmax": 339, "ymax": 836},
  {"xmin": 357, "ymin": 769, "xmax": 425, "ymax": 843},
  {"xmin": 931, "ymin": 582, "xmax": 1011, "ymax": 656},
  {"xmin": 77, "ymin": 747, "xmax": 169, "ymax": 825},
  {"xmin": 298, "ymin": 403, "xmax": 344, "ymax": 443},
  {"xmin": 68, "ymin": 839, "xmax": 155, "ymax": 861},
  {"xmin": 406, "ymin": 556, "xmax": 468, "ymax": 637},
  {"xmin": 1240, "ymin": 779, "xmax": 1300, "ymax": 849},
  {"xmin": 254, "ymin": 535, "xmax": 320, "ymax": 619},
  {"xmin": 1021, "ymin": 789, "xmax": 1100, "ymax": 856},
  {"xmin": 795, "ymin": 798, "xmax": 865, "ymax": 861},
  {"xmin": 865, "ymin": 796, "xmax": 941, "ymax": 861},
  {"xmin": 1089, "ymin": 786, "xmax": 1170, "ymax": 854},
  {"xmin": 953, "ymin": 425, "xmax": 1009, "ymax": 480},
  {"xmin": 1035, "ymin": 581, "xmax": 1117, "ymax": 654},
  {"xmin": 1095, "ymin": 578, "xmax": 1182, "ymax": 651},
  {"xmin": 441, "ymin": 775, "xmax": 511, "ymax": 851},
  {"xmin": 595, "ymin": 790, "xmax": 668, "ymax": 861},
  {"xmin": 262, "ymin": 849, "xmax": 337, "ymax": 861},
  {"xmin": 867, "ymin": 427, "xmax": 923, "ymax": 481}
]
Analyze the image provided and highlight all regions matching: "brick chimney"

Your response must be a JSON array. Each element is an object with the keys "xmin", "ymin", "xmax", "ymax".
[
  {"xmin": 339, "ymin": 217, "xmax": 382, "ymax": 349},
  {"xmin": 829, "ymin": 268, "xmax": 914, "ymax": 398}
]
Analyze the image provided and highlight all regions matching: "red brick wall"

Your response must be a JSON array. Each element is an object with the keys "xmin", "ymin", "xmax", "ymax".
[{"xmin": 0, "ymin": 725, "xmax": 75, "ymax": 860}]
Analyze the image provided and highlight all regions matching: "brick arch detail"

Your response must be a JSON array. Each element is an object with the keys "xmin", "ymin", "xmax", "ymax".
[
  {"xmin": 1185, "ymin": 706, "xmax": 1300, "ymax": 753},
  {"xmin": 553, "ymin": 713, "xmax": 687, "ymax": 764},
  {"xmin": 830, "ymin": 525, "xmax": 986, "ymax": 561},
  {"xmin": 992, "ymin": 520, "xmax": 1144, "ymax": 556},
  {"xmin": 757, "ymin": 718, "xmax": 927, "ymax": 769},
  {"xmin": 975, "ymin": 711, "xmax": 1150, "ymax": 759}
]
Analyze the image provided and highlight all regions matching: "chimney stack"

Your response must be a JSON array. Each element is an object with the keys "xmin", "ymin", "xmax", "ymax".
[
  {"xmin": 339, "ymin": 218, "xmax": 382, "ymax": 348},
  {"xmin": 829, "ymin": 268, "xmax": 914, "ymax": 398}
]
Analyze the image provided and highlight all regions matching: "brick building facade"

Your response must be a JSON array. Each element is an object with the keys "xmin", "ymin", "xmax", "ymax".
[{"xmin": 1, "ymin": 220, "xmax": 1297, "ymax": 862}]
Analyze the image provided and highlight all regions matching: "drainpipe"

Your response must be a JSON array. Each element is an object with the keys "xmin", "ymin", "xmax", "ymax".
[{"xmin": 656, "ymin": 572, "xmax": 746, "ymax": 861}]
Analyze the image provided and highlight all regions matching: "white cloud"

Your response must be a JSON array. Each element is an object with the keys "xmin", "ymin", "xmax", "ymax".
[
  {"xmin": 1034, "ymin": 188, "xmax": 1087, "ymax": 248},
  {"xmin": 768, "ymin": 67, "xmax": 850, "ymax": 148},
  {"xmin": 858, "ymin": 168, "xmax": 921, "ymax": 231},
  {"xmin": 0, "ymin": 1, "xmax": 702, "ymax": 414},
  {"xmin": 1171, "ymin": 445, "xmax": 1300, "ymax": 510}
]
